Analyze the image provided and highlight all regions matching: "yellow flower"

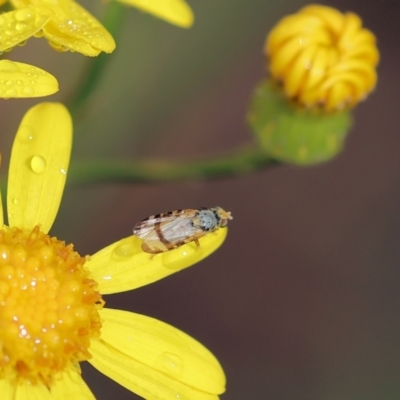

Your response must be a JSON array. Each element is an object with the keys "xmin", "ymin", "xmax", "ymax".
[
  {"xmin": 115, "ymin": 0, "xmax": 194, "ymax": 28},
  {"xmin": 265, "ymin": 4, "xmax": 379, "ymax": 111},
  {"xmin": 0, "ymin": 103, "xmax": 226, "ymax": 399},
  {"xmin": 0, "ymin": 60, "xmax": 58, "ymax": 98},
  {"xmin": 0, "ymin": 0, "xmax": 115, "ymax": 56}
]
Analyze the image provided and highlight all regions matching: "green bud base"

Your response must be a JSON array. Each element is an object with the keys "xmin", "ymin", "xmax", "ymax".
[{"xmin": 247, "ymin": 80, "xmax": 352, "ymax": 165}]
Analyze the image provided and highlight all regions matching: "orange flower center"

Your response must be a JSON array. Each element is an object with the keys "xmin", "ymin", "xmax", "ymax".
[{"xmin": 0, "ymin": 226, "xmax": 104, "ymax": 386}]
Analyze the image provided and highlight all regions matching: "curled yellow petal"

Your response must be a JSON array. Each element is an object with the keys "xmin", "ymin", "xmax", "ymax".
[
  {"xmin": 40, "ymin": 0, "xmax": 115, "ymax": 56},
  {"xmin": 7, "ymin": 102, "xmax": 72, "ymax": 233},
  {"xmin": 0, "ymin": 60, "xmax": 58, "ymax": 98},
  {"xmin": 88, "ymin": 228, "xmax": 227, "ymax": 295},
  {"xmin": 0, "ymin": 6, "xmax": 53, "ymax": 52},
  {"xmin": 99, "ymin": 309, "xmax": 226, "ymax": 395},
  {"xmin": 116, "ymin": 0, "xmax": 194, "ymax": 28},
  {"xmin": 265, "ymin": 5, "xmax": 379, "ymax": 111}
]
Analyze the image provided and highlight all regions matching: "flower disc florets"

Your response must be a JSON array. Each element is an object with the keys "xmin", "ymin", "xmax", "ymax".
[
  {"xmin": 265, "ymin": 5, "xmax": 379, "ymax": 111},
  {"xmin": 0, "ymin": 226, "xmax": 104, "ymax": 386}
]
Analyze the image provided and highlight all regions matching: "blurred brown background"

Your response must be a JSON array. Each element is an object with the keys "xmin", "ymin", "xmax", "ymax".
[{"xmin": 1, "ymin": 0, "xmax": 400, "ymax": 399}]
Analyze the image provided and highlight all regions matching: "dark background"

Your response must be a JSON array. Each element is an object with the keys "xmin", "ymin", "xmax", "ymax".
[{"xmin": 1, "ymin": 0, "xmax": 400, "ymax": 399}]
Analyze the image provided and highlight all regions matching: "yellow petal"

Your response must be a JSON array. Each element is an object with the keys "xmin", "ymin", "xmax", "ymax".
[
  {"xmin": 269, "ymin": 36, "xmax": 305, "ymax": 78},
  {"xmin": 50, "ymin": 369, "xmax": 96, "ymax": 400},
  {"xmin": 115, "ymin": 0, "xmax": 194, "ymax": 28},
  {"xmin": 40, "ymin": 0, "xmax": 115, "ymax": 56},
  {"xmin": 87, "ymin": 228, "xmax": 228, "ymax": 295},
  {"xmin": 0, "ymin": 153, "xmax": 3, "ymax": 227},
  {"xmin": 0, "ymin": 7, "xmax": 53, "ymax": 52},
  {"xmin": 7, "ymin": 102, "xmax": 72, "ymax": 233},
  {"xmin": 89, "ymin": 340, "xmax": 221, "ymax": 400},
  {"xmin": 266, "ymin": 15, "xmax": 322, "ymax": 55},
  {"xmin": 301, "ymin": 47, "xmax": 328, "ymax": 92},
  {"xmin": 284, "ymin": 45, "xmax": 317, "ymax": 97},
  {"xmin": 98, "ymin": 308, "xmax": 226, "ymax": 395},
  {"xmin": 15, "ymin": 382, "xmax": 52, "ymax": 400},
  {"xmin": 0, "ymin": 60, "xmax": 59, "ymax": 98},
  {"xmin": 0, "ymin": 378, "xmax": 15, "ymax": 400},
  {"xmin": 301, "ymin": 5, "xmax": 344, "ymax": 34}
]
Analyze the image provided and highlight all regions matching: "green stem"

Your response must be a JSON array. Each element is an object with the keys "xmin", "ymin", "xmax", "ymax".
[
  {"xmin": 67, "ymin": 146, "xmax": 279, "ymax": 185},
  {"xmin": 66, "ymin": 1, "xmax": 125, "ymax": 117}
]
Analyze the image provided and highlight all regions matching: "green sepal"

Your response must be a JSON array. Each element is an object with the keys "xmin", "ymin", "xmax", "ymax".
[{"xmin": 247, "ymin": 80, "xmax": 352, "ymax": 165}]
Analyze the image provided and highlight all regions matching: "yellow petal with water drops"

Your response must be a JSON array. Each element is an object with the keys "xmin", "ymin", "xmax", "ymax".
[
  {"xmin": 97, "ymin": 308, "xmax": 226, "ymax": 396},
  {"xmin": 40, "ymin": 0, "xmax": 115, "ymax": 56},
  {"xmin": 14, "ymin": 382, "xmax": 53, "ymax": 400},
  {"xmin": 7, "ymin": 102, "xmax": 72, "ymax": 233},
  {"xmin": 0, "ymin": 60, "xmax": 58, "ymax": 98},
  {"xmin": 89, "ymin": 339, "xmax": 221, "ymax": 400},
  {"xmin": 0, "ymin": 6, "xmax": 53, "ymax": 52},
  {"xmin": 50, "ymin": 369, "xmax": 96, "ymax": 400},
  {"xmin": 116, "ymin": 0, "xmax": 194, "ymax": 28},
  {"xmin": 88, "ymin": 227, "xmax": 227, "ymax": 295}
]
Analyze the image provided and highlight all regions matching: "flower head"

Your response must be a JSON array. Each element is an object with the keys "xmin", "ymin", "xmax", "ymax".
[
  {"xmin": 0, "ymin": 103, "xmax": 226, "ymax": 398},
  {"xmin": 265, "ymin": 5, "xmax": 379, "ymax": 111}
]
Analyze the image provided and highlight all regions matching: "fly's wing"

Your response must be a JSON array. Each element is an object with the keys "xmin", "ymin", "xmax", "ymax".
[
  {"xmin": 133, "ymin": 213, "xmax": 178, "ymax": 239},
  {"xmin": 133, "ymin": 210, "xmax": 203, "ymax": 253}
]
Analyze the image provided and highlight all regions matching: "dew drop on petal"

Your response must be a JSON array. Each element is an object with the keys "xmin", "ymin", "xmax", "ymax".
[
  {"xmin": 111, "ymin": 243, "xmax": 136, "ymax": 261},
  {"xmin": 161, "ymin": 244, "xmax": 201, "ymax": 270},
  {"xmin": 15, "ymin": 8, "xmax": 34, "ymax": 22},
  {"xmin": 12, "ymin": 198, "xmax": 19, "ymax": 205},
  {"xmin": 4, "ymin": 88, "xmax": 17, "ymax": 97},
  {"xmin": 30, "ymin": 155, "xmax": 47, "ymax": 174},
  {"xmin": 156, "ymin": 352, "xmax": 184, "ymax": 378},
  {"xmin": 22, "ymin": 86, "xmax": 34, "ymax": 96}
]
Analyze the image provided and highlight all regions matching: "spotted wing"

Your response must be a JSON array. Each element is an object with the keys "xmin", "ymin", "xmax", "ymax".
[{"xmin": 133, "ymin": 210, "xmax": 203, "ymax": 254}]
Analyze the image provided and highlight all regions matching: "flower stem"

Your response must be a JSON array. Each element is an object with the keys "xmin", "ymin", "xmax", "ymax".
[
  {"xmin": 67, "ymin": 1, "xmax": 125, "ymax": 117},
  {"xmin": 67, "ymin": 146, "xmax": 279, "ymax": 185}
]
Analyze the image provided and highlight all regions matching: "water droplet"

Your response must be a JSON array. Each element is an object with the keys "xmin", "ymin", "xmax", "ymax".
[
  {"xmin": 30, "ymin": 80, "xmax": 37, "ymax": 85},
  {"xmin": 22, "ymin": 86, "xmax": 34, "ymax": 96},
  {"xmin": 17, "ymin": 125, "xmax": 35, "ymax": 142},
  {"xmin": 13, "ymin": 198, "xmax": 19, "ymax": 205},
  {"xmin": 15, "ymin": 8, "xmax": 34, "ymax": 22},
  {"xmin": 156, "ymin": 352, "xmax": 184, "ymax": 377},
  {"xmin": 60, "ymin": 168, "xmax": 67, "ymax": 175},
  {"xmin": 5, "ymin": 80, "xmax": 14, "ymax": 87},
  {"xmin": 30, "ymin": 155, "xmax": 46, "ymax": 174},
  {"xmin": 3, "ymin": 88, "xmax": 17, "ymax": 97},
  {"xmin": 161, "ymin": 243, "xmax": 201, "ymax": 270},
  {"xmin": 16, "ymin": 22, "xmax": 27, "ymax": 31},
  {"xmin": 111, "ymin": 239, "xmax": 140, "ymax": 261}
]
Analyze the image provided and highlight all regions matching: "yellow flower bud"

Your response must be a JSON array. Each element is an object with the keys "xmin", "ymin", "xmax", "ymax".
[{"xmin": 265, "ymin": 5, "xmax": 379, "ymax": 112}]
